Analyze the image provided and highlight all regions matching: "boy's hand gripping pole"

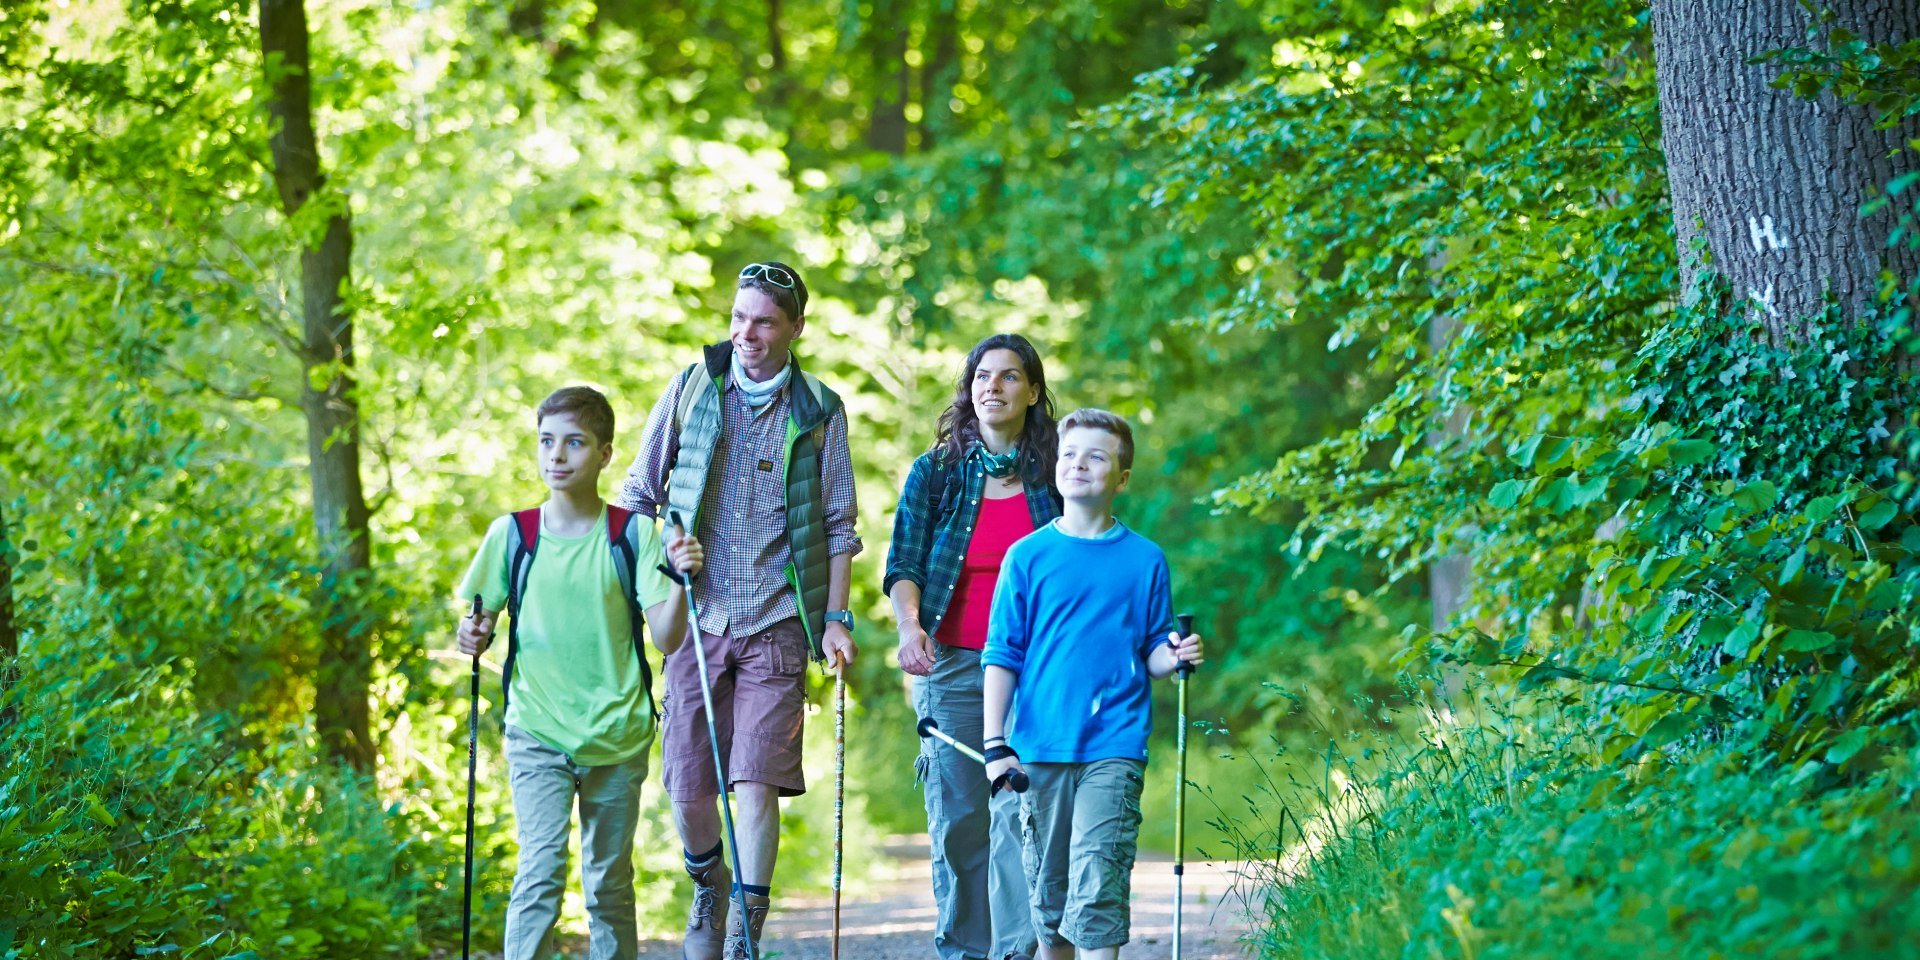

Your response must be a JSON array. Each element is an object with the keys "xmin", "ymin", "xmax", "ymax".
[
  {"xmin": 670, "ymin": 513, "xmax": 758, "ymax": 960},
  {"xmin": 462, "ymin": 595, "xmax": 485, "ymax": 960},
  {"xmin": 916, "ymin": 717, "xmax": 1029, "ymax": 793},
  {"xmin": 1173, "ymin": 612, "xmax": 1195, "ymax": 960}
]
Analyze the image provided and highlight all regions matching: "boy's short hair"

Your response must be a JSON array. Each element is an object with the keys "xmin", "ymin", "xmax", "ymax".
[
  {"xmin": 535, "ymin": 386, "xmax": 615, "ymax": 445},
  {"xmin": 1059, "ymin": 408, "xmax": 1135, "ymax": 471},
  {"xmin": 738, "ymin": 259, "xmax": 809, "ymax": 322}
]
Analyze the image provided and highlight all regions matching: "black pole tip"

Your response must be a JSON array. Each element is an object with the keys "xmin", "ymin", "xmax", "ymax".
[{"xmin": 917, "ymin": 716, "xmax": 938, "ymax": 738}]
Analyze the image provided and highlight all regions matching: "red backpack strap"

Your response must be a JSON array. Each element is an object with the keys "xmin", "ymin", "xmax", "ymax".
[
  {"xmin": 511, "ymin": 508, "xmax": 542, "ymax": 554},
  {"xmin": 607, "ymin": 504, "xmax": 634, "ymax": 544}
]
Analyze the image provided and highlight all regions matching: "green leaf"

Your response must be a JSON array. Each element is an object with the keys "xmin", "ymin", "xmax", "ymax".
[
  {"xmin": 1510, "ymin": 434, "xmax": 1546, "ymax": 467},
  {"xmin": 1667, "ymin": 439, "xmax": 1716, "ymax": 466},
  {"xmin": 1781, "ymin": 629, "xmax": 1838, "ymax": 653},
  {"xmin": 1856, "ymin": 500, "xmax": 1897, "ymax": 531},
  {"xmin": 1489, "ymin": 478, "xmax": 1527, "ymax": 508},
  {"xmin": 1729, "ymin": 479, "xmax": 1778, "ymax": 513},
  {"xmin": 1825, "ymin": 727, "xmax": 1867, "ymax": 765}
]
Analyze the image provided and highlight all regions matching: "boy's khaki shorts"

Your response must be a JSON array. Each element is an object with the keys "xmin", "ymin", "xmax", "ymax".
[
  {"xmin": 660, "ymin": 617, "xmax": 810, "ymax": 800},
  {"xmin": 1019, "ymin": 758, "xmax": 1147, "ymax": 950}
]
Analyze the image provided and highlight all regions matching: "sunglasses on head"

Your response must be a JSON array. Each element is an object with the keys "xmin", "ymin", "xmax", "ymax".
[{"xmin": 739, "ymin": 263, "xmax": 796, "ymax": 289}]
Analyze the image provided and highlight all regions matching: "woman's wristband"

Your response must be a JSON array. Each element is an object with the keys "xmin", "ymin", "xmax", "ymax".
[{"xmin": 983, "ymin": 744, "xmax": 1019, "ymax": 763}]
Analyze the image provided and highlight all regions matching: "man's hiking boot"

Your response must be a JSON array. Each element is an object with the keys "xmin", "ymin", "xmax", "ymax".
[
  {"xmin": 721, "ymin": 891, "xmax": 770, "ymax": 960},
  {"xmin": 682, "ymin": 856, "xmax": 731, "ymax": 960}
]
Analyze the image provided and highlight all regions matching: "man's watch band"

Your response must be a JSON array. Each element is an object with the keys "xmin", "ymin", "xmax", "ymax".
[{"xmin": 825, "ymin": 610, "xmax": 856, "ymax": 631}]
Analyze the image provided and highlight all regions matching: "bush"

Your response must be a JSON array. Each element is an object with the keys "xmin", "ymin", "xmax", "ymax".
[{"xmin": 0, "ymin": 640, "xmax": 497, "ymax": 959}]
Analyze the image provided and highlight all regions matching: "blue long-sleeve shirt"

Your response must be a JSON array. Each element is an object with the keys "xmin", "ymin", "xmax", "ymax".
[{"xmin": 983, "ymin": 519, "xmax": 1176, "ymax": 763}]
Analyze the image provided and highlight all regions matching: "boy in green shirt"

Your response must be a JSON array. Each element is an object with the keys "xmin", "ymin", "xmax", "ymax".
[{"xmin": 456, "ymin": 386, "xmax": 704, "ymax": 960}]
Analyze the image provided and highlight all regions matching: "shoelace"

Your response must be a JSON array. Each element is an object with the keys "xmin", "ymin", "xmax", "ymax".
[{"xmin": 689, "ymin": 884, "xmax": 718, "ymax": 930}]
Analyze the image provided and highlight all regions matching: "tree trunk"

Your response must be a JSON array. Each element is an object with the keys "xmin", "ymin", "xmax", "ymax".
[
  {"xmin": 259, "ymin": 0, "xmax": 376, "ymax": 773},
  {"xmin": 0, "ymin": 501, "xmax": 16, "ymax": 662},
  {"xmin": 865, "ymin": 0, "xmax": 909, "ymax": 154},
  {"xmin": 1651, "ymin": 1, "xmax": 1920, "ymax": 339},
  {"xmin": 767, "ymin": 0, "xmax": 789, "ymax": 100},
  {"xmin": 1426, "ymin": 313, "xmax": 1471, "ymax": 633},
  {"xmin": 916, "ymin": 0, "xmax": 958, "ymax": 150}
]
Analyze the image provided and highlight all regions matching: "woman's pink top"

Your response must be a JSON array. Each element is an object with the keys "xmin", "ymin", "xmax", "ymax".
[{"xmin": 934, "ymin": 493, "xmax": 1036, "ymax": 651}]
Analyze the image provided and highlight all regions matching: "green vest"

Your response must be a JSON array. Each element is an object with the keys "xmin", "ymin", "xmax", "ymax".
[{"xmin": 666, "ymin": 342, "xmax": 841, "ymax": 660}]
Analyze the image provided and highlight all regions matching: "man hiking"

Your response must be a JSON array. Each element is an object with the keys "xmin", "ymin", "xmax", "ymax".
[{"xmin": 617, "ymin": 260, "xmax": 861, "ymax": 960}]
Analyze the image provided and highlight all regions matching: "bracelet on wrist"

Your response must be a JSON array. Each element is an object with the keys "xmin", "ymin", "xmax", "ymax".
[
  {"xmin": 983, "ymin": 744, "xmax": 1019, "ymax": 763},
  {"xmin": 983, "ymin": 736, "xmax": 1007, "ymax": 746}
]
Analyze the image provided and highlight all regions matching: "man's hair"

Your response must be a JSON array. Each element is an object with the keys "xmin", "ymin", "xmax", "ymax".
[
  {"xmin": 738, "ymin": 259, "xmax": 809, "ymax": 321},
  {"xmin": 1059, "ymin": 408, "xmax": 1134, "ymax": 471},
  {"xmin": 535, "ymin": 386, "xmax": 615, "ymax": 445}
]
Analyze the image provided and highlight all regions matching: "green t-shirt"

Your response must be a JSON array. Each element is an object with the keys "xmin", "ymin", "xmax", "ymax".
[{"xmin": 457, "ymin": 505, "xmax": 675, "ymax": 765}]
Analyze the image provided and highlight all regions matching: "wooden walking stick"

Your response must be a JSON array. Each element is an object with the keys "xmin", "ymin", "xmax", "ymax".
[{"xmin": 832, "ymin": 670, "xmax": 846, "ymax": 960}]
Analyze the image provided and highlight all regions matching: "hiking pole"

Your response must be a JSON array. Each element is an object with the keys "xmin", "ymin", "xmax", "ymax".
[
  {"xmin": 1173, "ymin": 612, "xmax": 1195, "ymax": 960},
  {"xmin": 462, "ymin": 594, "xmax": 485, "ymax": 960},
  {"xmin": 832, "ymin": 670, "xmax": 846, "ymax": 960},
  {"xmin": 669, "ymin": 513, "xmax": 758, "ymax": 960},
  {"xmin": 916, "ymin": 718, "xmax": 1029, "ymax": 793}
]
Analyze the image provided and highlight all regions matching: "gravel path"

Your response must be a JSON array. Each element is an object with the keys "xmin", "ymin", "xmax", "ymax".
[{"xmin": 623, "ymin": 835, "xmax": 1258, "ymax": 960}]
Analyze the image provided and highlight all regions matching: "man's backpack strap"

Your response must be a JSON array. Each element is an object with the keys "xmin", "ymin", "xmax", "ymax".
[
  {"xmin": 606, "ymin": 505, "xmax": 660, "ymax": 719},
  {"xmin": 502, "ymin": 508, "xmax": 543, "ymax": 712},
  {"xmin": 673, "ymin": 362, "xmax": 706, "ymax": 433}
]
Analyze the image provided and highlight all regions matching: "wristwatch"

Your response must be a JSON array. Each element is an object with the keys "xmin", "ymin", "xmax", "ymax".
[{"xmin": 825, "ymin": 610, "xmax": 856, "ymax": 631}]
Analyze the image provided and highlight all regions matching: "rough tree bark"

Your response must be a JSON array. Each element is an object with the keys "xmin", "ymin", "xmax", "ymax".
[
  {"xmin": 259, "ymin": 0, "xmax": 376, "ymax": 773},
  {"xmin": 1651, "ymin": 1, "xmax": 1920, "ymax": 339}
]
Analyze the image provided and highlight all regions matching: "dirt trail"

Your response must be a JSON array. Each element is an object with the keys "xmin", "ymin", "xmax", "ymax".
[{"xmin": 624, "ymin": 835, "xmax": 1258, "ymax": 960}]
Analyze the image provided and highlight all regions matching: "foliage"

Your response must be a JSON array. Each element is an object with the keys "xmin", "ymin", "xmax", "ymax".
[
  {"xmin": 0, "ymin": 635, "xmax": 483, "ymax": 959},
  {"xmin": 4, "ymin": 0, "xmax": 1918, "ymax": 954},
  {"xmin": 1215, "ymin": 689, "xmax": 1920, "ymax": 960}
]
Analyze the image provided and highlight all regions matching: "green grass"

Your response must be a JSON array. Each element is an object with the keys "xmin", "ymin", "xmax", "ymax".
[{"xmin": 1221, "ymin": 699, "xmax": 1920, "ymax": 960}]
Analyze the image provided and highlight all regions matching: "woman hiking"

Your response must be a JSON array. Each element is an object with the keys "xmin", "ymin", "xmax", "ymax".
[{"xmin": 884, "ymin": 333, "xmax": 1061, "ymax": 960}]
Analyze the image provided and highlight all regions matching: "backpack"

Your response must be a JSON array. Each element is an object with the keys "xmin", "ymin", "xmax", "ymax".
[{"xmin": 501, "ymin": 505, "xmax": 659, "ymax": 719}]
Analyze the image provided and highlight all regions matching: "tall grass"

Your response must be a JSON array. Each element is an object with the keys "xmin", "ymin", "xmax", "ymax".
[{"xmin": 1211, "ymin": 686, "xmax": 1920, "ymax": 960}]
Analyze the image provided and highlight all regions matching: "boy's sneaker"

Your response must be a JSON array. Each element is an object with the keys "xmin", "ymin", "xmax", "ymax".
[
  {"xmin": 683, "ymin": 856, "xmax": 731, "ymax": 960},
  {"xmin": 721, "ymin": 892, "xmax": 770, "ymax": 960}
]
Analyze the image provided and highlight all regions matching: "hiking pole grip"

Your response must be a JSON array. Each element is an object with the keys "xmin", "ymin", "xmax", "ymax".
[
  {"xmin": 1176, "ymin": 613, "xmax": 1196, "ymax": 678},
  {"xmin": 668, "ymin": 512, "xmax": 695, "ymax": 587}
]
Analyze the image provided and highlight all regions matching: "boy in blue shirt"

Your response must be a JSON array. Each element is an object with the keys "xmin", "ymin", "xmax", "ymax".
[
  {"xmin": 455, "ymin": 386, "xmax": 705, "ymax": 960},
  {"xmin": 981, "ymin": 408, "xmax": 1205, "ymax": 960}
]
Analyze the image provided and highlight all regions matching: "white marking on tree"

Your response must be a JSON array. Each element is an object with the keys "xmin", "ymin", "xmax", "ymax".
[
  {"xmin": 1750, "ymin": 283, "xmax": 1780, "ymax": 319},
  {"xmin": 1748, "ymin": 215, "xmax": 1789, "ymax": 252}
]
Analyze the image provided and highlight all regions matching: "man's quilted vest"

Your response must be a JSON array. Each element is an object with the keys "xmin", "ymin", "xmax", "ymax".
[{"xmin": 666, "ymin": 341, "xmax": 841, "ymax": 660}]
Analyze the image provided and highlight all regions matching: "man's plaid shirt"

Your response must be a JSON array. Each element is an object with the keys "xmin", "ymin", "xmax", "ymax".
[{"xmin": 619, "ymin": 365, "xmax": 861, "ymax": 637}]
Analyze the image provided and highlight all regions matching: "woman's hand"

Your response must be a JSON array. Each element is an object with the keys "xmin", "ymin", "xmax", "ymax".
[{"xmin": 897, "ymin": 620, "xmax": 936, "ymax": 676}]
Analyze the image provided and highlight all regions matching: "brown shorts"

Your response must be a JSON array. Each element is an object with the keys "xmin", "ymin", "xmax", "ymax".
[{"xmin": 660, "ymin": 617, "xmax": 810, "ymax": 801}]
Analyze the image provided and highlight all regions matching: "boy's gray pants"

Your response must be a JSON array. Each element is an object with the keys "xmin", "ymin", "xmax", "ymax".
[
  {"xmin": 503, "ymin": 724, "xmax": 649, "ymax": 960},
  {"xmin": 914, "ymin": 645, "xmax": 1038, "ymax": 960}
]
